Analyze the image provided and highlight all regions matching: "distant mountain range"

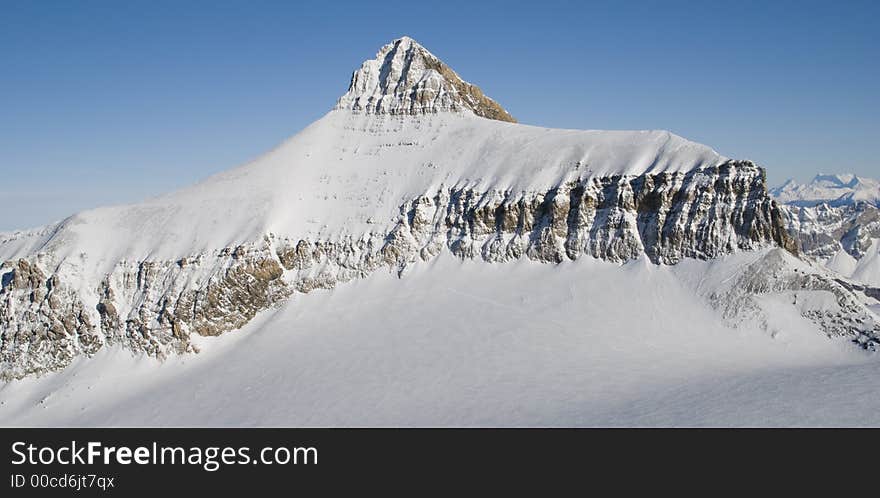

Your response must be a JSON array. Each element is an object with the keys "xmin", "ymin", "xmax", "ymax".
[
  {"xmin": 772, "ymin": 173, "xmax": 880, "ymax": 289},
  {"xmin": 770, "ymin": 173, "xmax": 880, "ymax": 207}
]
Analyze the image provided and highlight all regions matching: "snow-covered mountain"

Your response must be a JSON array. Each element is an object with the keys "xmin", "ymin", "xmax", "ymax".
[
  {"xmin": 2, "ymin": 37, "xmax": 880, "ymax": 426},
  {"xmin": 771, "ymin": 174, "xmax": 880, "ymax": 288},
  {"xmin": 780, "ymin": 202, "xmax": 879, "ymax": 258},
  {"xmin": 771, "ymin": 173, "xmax": 880, "ymax": 207}
]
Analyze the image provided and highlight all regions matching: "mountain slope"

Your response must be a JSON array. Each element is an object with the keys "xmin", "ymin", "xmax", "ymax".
[
  {"xmin": 1, "ymin": 110, "xmax": 801, "ymax": 378},
  {"xmin": 1, "ymin": 37, "xmax": 879, "ymax": 427},
  {"xmin": 850, "ymin": 239, "xmax": 880, "ymax": 287},
  {"xmin": 2, "ymin": 253, "xmax": 876, "ymax": 427},
  {"xmin": 0, "ymin": 37, "xmax": 808, "ymax": 380},
  {"xmin": 0, "ymin": 111, "xmax": 730, "ymax": 267}
]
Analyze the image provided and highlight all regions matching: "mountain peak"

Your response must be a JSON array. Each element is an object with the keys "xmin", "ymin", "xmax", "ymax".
[
  {"xmin": 812, "ymin": 173, "xmax": 857, "ymax": 188},
  {"xmin": 771, "ymin": 172, "xmax": 880, "ymax": 207},
  {"xmin": 335, "ymin": 36, "xmax": 516, "ymax": 122}
]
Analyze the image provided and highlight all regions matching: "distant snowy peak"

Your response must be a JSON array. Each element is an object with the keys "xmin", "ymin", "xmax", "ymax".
[
  {"xmin": 771, "ymin": 173, "xmax": 880, "ymax": 207},
  {"xmin": 335, "ymin": 36, "xmax": 516, "ymax": 122}
]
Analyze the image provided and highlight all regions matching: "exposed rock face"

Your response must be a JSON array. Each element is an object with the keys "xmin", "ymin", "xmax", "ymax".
[
  {"xmin": 1, "ymin": 160, "xmax": 802, "ymax": 379},
  {"xmin": 275, "ymin": 161, "xmax": 791, "ymax": 276},
  {"xmin": 0, "ymin": 259, "xmax": 100, "ymax": 379},
  {"xmin": 779, "ymin": 201, "xmax": 880, "ymax": 260},
  {"xmin": 379, "ymin": 160, "xmax": 793, "ymax": 267},
  {"xmin": 1, "ymin": 243, "xmax": 292, "ymax": 379},
  {"xmin": 335, "ymin": 36, "xmax": 516, "ymax": 122}
]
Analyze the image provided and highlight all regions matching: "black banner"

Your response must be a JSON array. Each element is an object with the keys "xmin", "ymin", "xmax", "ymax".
[{"xmin": 0, "ymin": 428, "xmax": 871, "ymax": 495}]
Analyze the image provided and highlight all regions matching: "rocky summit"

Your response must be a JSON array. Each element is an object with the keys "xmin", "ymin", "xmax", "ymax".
[{"xmin": 336, "ymin": 36, "xmax": 516, "ymax": 122}]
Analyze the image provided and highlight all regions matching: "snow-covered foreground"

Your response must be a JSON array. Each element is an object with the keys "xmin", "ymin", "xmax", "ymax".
[{"xmin": 1, "ymin": 254, "xmax": 877, "ymax": 427}]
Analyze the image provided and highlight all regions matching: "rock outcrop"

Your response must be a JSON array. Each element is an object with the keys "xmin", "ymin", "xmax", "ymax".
[
  {"xmin": 336, "ymin": 36, "xmax": 516, "ymax": 122},
  {"xmin": 779, "ymin": 201, "xmax": 880, "ymax": 260},
  {"xmin": 0, "ymin": 259, "xmax": 100, "ymax": 379}
]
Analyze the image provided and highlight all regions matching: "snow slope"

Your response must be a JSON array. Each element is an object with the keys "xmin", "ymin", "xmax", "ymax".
[
  {"xmin": 821, "ymin": 237, "xmax": 879, "ymax": 287},
  {"xmin": 850, "ymin": 239, "xmax": 880, "ymax": 286},
  {"xmin": 1, "ymin": 253, "xmax": 875, "ymax": 427},
  {"xmin": 0, "ymin": 111, "xmax": 724, "ymax": 271}
]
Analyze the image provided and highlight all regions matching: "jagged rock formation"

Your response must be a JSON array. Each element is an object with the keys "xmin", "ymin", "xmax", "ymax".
[
  {"xmin": 336, "ymin": 36, "xmax": 515, "ymax": 122},
  {"xmin": 1, "ymin": 245, "xmax": 291, "ymax": 379},
  {"xmin": 779, "ymin": 201, "xmax": 880, "ymax": 260},
  {"xmin": 0, "ymin": 259, "xmax": 100, "ymax": 379},
  {"xmin": 377, "ymin": 160, "xmax": 793, "ymax": 267}
]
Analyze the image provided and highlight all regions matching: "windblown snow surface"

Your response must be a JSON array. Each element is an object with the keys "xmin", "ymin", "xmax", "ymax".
[
  {"xmin": 2, "ymin": 252, "xmax": 879, "ymax": 427},
  {"xmin": 850, "ymin": 239, "xmax": 880, "ymax": 287},
  {"xmin": 0, "ymin": 111, "xmax": 721, "ymax": 266}
]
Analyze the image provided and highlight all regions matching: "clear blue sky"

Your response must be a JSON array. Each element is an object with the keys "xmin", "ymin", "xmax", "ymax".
[{"xmin": 1, "ymin": 0, "xmax": 877, "ymax": 231}]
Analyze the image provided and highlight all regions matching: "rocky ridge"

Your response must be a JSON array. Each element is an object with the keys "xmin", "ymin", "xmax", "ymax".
[{"xmin": 780, "ymin": 201, "xmax": 880, "ymax": 261}]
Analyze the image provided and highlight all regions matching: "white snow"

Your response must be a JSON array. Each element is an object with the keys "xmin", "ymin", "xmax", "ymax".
[
  {"xmin": 1, "ymin": 253, "xmax": 875, "ymax": 427},
  {"xmin": 826, "ymin": 247, "xmax": 859, "ymax": 277},
  {"xmin": 851, "ymin": 239, "xmax": 880, "ymax": 287},
  {"xmin": 823, "ymin": 238, "xmax": 880, "ymax": 287},
  {"xmin": 0, "ymin": 110, "xmax": 724, "ymax": 286}
]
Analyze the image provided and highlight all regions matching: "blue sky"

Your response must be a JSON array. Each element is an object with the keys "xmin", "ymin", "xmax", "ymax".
[{"xmin": 1, "ymin": 0, "xmax": 877, "ymax": 231}]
